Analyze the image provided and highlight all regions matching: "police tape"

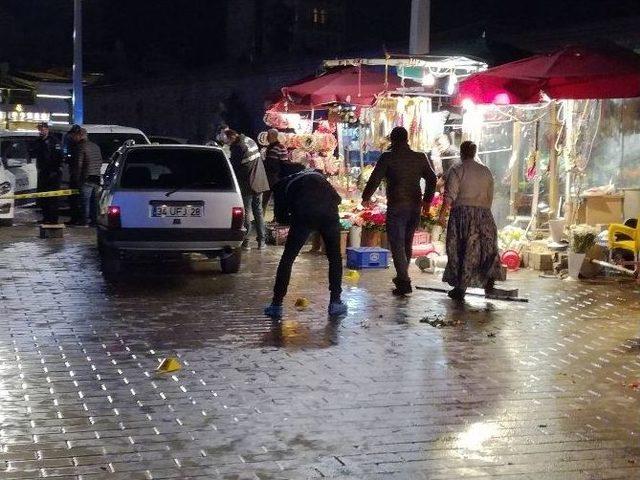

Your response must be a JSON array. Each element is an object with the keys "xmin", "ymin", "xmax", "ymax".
[{"xmin": 0, "ymin": 189, "xmax": 79, "ymax": 200}]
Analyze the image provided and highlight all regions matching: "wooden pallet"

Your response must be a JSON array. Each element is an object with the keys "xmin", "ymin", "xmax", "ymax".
[
  {"xmin": 39, "ymin": 224, "xmax": 65, "ymax": 238},
  {"xmin": 415, "ymin": 286, "xmax": 529, "ymax": 302}
]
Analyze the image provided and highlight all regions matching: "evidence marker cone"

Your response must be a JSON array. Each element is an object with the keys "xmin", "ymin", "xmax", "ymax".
[
  {"xmin": 344, "ymin": 270, "xmax": 360, "ymax": 282},
  {"xmin": 156, "ymin": 357, "xmax": 181, "ymax": 374},
  {"xmin": 294, "ymin": 297, "xmax": 310, "ymax": 310}
]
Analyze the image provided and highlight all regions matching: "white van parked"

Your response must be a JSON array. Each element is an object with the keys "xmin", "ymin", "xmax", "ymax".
[{"xmin": 50, "ymin": 124, "xmax": 150, "ymax": 174}]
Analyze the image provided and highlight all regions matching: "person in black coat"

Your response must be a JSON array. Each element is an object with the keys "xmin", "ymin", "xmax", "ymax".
[
  {"xmin": 264, "ymin": 163, "xmax": 347, "ymax": 318},
  {"xmin": 262, "ymin": 128, "xmax": 289, "ymax": 215},
  {"xmin": 32, "ymin": 122, "xmax": 62, "ymax": 224}
]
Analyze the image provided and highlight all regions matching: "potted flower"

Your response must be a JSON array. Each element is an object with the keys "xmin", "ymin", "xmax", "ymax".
[
  {"xmin": 360, "ymin": 209, "xmax": 386, "ymax": 247},
  {"xmin": 568, "ymin": 224, "xmax": 598, "ymax": 279}
]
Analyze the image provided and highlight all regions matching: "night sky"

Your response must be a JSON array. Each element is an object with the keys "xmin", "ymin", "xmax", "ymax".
[{"xmin": 2, "ymin": 0, "xmax": 640, "ymax": 74}]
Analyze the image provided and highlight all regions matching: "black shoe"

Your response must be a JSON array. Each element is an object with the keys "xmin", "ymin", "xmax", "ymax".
[
  {"xmin": 447, "ymin": 287, "xmax": 466, "ymax": 301},
  {"xmin": 392, "ymin": 281, "xmax": 413, "ymax": 296}
]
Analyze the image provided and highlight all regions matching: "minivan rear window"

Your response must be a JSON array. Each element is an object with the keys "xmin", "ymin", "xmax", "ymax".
[
  {"xmin": 120, "ymin": 148, "xmax": 234, "ymax": 191},
  {"xmin": 89, "ymin": 133, "xmax": 149, "ymax": 160}
]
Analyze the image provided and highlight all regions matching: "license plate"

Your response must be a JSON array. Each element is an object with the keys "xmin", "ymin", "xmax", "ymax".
[{"xmin": 151, "ymin": 204, "xmax": 203, "ymax": 217}]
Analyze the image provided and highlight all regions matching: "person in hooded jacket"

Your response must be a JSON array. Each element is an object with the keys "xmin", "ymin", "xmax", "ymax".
[{"xmin": 264, "ymin": 163, "xmax": 347, "ymax": 318}]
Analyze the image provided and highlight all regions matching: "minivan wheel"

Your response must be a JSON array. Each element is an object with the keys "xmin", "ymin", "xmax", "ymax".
[{"xmin": 220, "ymin": 248, "xmax": 242, "ymax": 274}]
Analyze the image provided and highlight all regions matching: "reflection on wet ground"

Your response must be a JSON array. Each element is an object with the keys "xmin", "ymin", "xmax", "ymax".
[{"xmin": 0, "ymin": 219, "xmax": 639, "ymax": 478}]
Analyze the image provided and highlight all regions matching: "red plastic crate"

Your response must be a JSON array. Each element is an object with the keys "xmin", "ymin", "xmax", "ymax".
[{"xmin": 412, "ymin": 230, "xmax": 430, "ymax": 245}]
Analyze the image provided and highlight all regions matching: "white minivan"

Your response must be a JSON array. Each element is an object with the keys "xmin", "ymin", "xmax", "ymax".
[
  {"xmin": 96, "ymin": 144, "xmax": 246, "ymax": 277},
  {"xmin": 50, "ymin": 124, "xmax": 150, "ymax": 175}
]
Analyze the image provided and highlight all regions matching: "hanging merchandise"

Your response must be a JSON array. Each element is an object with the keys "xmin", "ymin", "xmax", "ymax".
[
  {"xmin": 263, "ymin": 111, "xmax": 302, "ymax": 130},
  {"xmin": 316, "ymin": 120, "xmax": 336, "ymax": 134},
  {"xmin": 368, "ymin": 96, "xmax": 434, "ymax": 152},
  {"xmin": 525, "ymin": 150, "xmax": 539, "ymax": 181},
  {"xmin": 328, "ymin": 104, "xmax": 359, "ymax": 125}
]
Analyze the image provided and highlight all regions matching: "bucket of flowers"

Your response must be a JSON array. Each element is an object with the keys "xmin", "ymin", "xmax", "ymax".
[
  {"xmin": 339, "ymin": 218, "xmax": 353, "ymax": 255},
  {"xmin": 360, "ymin": 208, "xmax": 386, "ymax": 247},
  {"xmin": 568, "ymin": 224, "xmax": 598, "ymax": 279},
  {"xmin": 420, "ymin": 192, "xmax": 449, "ymax": 241}
]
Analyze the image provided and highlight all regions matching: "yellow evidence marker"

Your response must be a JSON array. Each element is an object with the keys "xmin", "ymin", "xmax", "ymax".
[
  {"xmin": 344, "ymin": 270, "xmax": 360, "ymax": 282},
  {"xmin": 294, "ymin": 297, "xmax": 310, "ymax": 310},
  {"xmin": 156, "ymin": 357, "xmax": 182, "ymax": 374}
]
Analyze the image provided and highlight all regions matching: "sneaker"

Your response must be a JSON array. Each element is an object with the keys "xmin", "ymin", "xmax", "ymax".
[
  {"xmin": 264, "ymin": 304, "xmax": 283, "ymax": 318},
  {"xmin": 257, "ymin": 241, "xmax": 266, "ymax": 250},
  {"xmin": 241, "ymin": 240, "xmax": 251, "ymax": 251},
  {"xmin": 328, "ymin": 301, "xmax": 348, "ymax": 317}
]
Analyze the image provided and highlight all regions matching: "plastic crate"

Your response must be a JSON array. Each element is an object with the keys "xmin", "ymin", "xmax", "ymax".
[
  {"xmin": 346, "ymin": 247, "xmax": 390, "ymax": 269},
  {"xmin": 412, "ymin": 230, "xmax": 430, "ymax": 245}
]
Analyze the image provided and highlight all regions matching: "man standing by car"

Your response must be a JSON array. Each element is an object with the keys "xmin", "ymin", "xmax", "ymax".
[
  {"xmin": 224, "ymin": 128, "xmax": 267, "ymax": 250},
  {"xmin": 362, "ymin": 126, "xmax": 437, "ymax": 296},
  {"xmin": 68, "ymin": 125, "xmax": 102, "ymax": 226},
  {"xmin": 33, "ymin": 122, "xmax": 62, "ymax": 224},
  {"xmin": 262, "ymin": 128, "xmax": 288, "ymax": 215},
  {"xmin": 264, "ymin": 163, "xmax": 347, "ymax": 318}
]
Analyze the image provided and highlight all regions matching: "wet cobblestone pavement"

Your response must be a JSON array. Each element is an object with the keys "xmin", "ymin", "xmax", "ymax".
[{"xmin": 1, "ymin": 218, "xmax": 640, "ymax": 479}]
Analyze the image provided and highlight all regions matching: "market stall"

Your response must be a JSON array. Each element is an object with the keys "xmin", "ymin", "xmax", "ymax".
[
  {"xmin": 262, "ymin": 56, "xmax": 486, "ymax": 251},
  {"xmin": 456, "ymin": 44, "xmax": 640, "ymax": 277}
]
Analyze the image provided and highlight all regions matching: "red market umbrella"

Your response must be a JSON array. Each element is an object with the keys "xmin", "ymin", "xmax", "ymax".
[
  {"xmin": 266, "ymin": 98, "xmax": 315, "ymax": 113},
  {"xmin": 457, "ymin": 44, "xmax": 640, "ymax": 104},
  {"xmin": 282, "ymin": 66, "xmax": 418, "ymax": 108}
]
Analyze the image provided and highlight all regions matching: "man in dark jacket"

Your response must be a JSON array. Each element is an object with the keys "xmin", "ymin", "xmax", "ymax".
[
  {"xmin": 68, "ymin": 126, "xmax": 103, "ymax": 226},
  {"xmin": 262, "ymin": 128, "xmax": 288, "ymax": 213},
  {"xmin": 33, "ymin": 122, "xmax": 62, "ymax": 224},
  {"xmin": 264, "ymin": 163, "xmax": 347, "ymax": 318},
  {"xmin": 362, "ymin": 126, "xmax": 437, "ymax": 296},
  {"xmin": 225, "ymin": 128, "xmax": 266, "ymax": 249}
]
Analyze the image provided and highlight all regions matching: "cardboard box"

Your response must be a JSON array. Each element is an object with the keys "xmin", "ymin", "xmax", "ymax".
[{"xmin": 529, "ymin": 251, "xmax": 553, "ymax": 271}]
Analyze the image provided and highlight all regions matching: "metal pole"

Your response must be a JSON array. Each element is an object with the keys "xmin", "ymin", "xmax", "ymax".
[
  {"xmin": 73, "ymin": 0, "xmax": 84, "ymax": 124},
  {"xmin": 410, "ymin": 0, "xmax": 430, "ymax": 54},
  {"xmin": 548, "ymin": 102, "xmax": 559, "ymax": 218},
  {"xmin": 564, "ymin": 100, "xmax": 573, "ymax": 222},
  {"xmin": 509, "ymin": 122, "xmax": 522, "ymax": 219}
]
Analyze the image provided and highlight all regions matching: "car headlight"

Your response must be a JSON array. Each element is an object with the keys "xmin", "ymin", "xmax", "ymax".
[{"xmin": 0, "ymin": 181, "xmax": 11, "ymax": 196}]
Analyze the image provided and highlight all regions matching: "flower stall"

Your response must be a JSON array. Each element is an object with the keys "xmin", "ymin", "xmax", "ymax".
[
  {"xmin": 456, "ymin": 44, "xmax": 640, "ymax": 276},
  {"xmin": 263, "ymin": 55, "xmax": 486, "ymax": 249}
]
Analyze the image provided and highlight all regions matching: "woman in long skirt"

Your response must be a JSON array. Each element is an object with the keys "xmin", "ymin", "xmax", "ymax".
[{"xmin": 438, "ymin": 141, "xmax": 502, "ymax": 300}]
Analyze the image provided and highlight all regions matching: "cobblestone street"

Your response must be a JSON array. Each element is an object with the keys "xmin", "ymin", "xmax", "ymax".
[{"xmin": 1, "ymin": 218, "xmax": 639, "ymax": 479}]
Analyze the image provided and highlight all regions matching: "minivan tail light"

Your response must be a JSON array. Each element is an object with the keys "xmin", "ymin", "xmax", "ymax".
[
  {"xmin": 107, "ymin": 205, "xmax": 121, "ymax": 229},
  {"xmin": 231, "ymin": 207, "xmax": 244, "ymax": 230}
]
